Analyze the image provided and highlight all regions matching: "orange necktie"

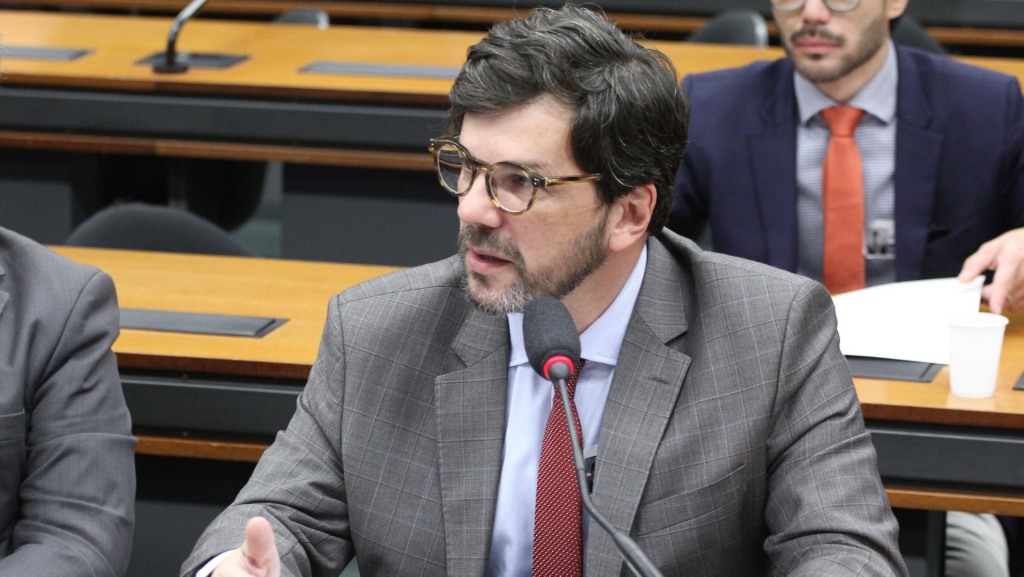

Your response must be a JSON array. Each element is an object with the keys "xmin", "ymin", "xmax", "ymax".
[
  {"xmin": 821, "ymin": 105, "xmax": 866, "ymax": 294},
  {"xmin": 533, "ymin": 359, "xmax": 585, "ymax": 577}
]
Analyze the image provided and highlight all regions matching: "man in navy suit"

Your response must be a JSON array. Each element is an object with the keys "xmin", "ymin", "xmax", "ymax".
[
  {"xmin": 670, "ymin": 0, "xmax": 1022, "ymax": 575},
  {"xmin": 670, "ymin": 0, "xmax": 1024, "ymax": 312}
]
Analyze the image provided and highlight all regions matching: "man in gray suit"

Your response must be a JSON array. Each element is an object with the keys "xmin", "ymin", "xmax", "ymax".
[
  {"xmin": 0, "ymin": 226, "xmax": 136, "ymax": 576},
  {"xmin": 183, "ymin": 5, "xmax": 907, "ymax": 576}
]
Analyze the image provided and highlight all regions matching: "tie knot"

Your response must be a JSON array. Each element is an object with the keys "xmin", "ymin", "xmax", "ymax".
[
  {"xmin": 821, "ymin": 105, "xmax": 864, "ymax": 138},
  {"xmin": 560, "ymin": 359, "xmax": 586, "ymax": 400}
]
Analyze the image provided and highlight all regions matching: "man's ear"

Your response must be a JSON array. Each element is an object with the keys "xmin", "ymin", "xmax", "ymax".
[{"xmin": 607, "ymin": 183, "xmax": 656, "ymax": 253}]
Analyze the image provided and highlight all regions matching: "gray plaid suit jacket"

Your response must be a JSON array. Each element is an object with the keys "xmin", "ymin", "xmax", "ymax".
[
  {"xmin": 183, "ymin": 230, "xmax": 906, "ymax": 577},
  {"xmin": 0, "ymin": 227, "xmax": 136, "ymax": 576}
]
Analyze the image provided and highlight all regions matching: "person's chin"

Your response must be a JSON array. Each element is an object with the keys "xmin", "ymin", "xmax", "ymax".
[
  {"xmin": 795, "ymin": 59, "xmax": 843, "ymax": 83},
  {"xmin": 467, "ymin": 273, "xmax": 504, "ymax": 301},
  {"xmin": 467, "ymin": 274, "xmax": 528, "ymax": 314}
]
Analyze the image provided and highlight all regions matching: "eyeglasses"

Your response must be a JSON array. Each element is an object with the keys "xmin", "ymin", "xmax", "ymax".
[
  {"xmin": 770, "ymin": 0, "xmax": 861, "ymax": 13},
  {"xmin": 427, "ymin": 137, "xmax": 602, "ymax": 215}
]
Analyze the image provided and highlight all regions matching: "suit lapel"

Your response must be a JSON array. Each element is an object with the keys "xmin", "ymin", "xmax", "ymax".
[
  {"xmin": 585, "ymin": 238, "xmax": 692, "ymax": 575},
  {"xmin": 435, "ymin": 305, "xmax": 509, "ymax": 575},
  {"xmin": 750, "ymin": 64, "xmax": 801, "ymax": 273},
  {"xmin": 893, "ymin": 47, "xmax": 944, "ymax": 281}
]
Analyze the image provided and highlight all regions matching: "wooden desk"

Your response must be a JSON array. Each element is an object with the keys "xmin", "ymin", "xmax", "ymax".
[
  {"xmin": 4, "ymin": 10, "xmax": 1023, "ymax": 110},
  {"xmin": 51, "ymin": 246, "xmax": 1024, "ymax": 515},
  {"xmin": 49, "ymin": 246, "xmax": 1021, "ymax": 576},
  {"xmin": 856, "ymin": 314, "xmax": 1024, "ymax": 516},
  {"xmin": 38, "ymin": 246, "xmax": 400, "ymax": 575},
  {"xmin": 0, "ymin": 10, "xmax": 791, "ymax": 151},
  {"xmin": 6, "ymin": 10, "xmax": 1024, "ymax": 264},
  {"xmin": 75, "ymin": 246, "xmax": 398, "ymax": 378},
  {"xmin": 0, "ymin": 10, "xmax": 474, "ymax": 161},
  {"xmin": 50, "ymin": 246, "xmax": 398, "ymax": 456}
]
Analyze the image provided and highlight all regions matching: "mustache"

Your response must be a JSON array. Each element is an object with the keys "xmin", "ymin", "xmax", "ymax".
[
  {"xmin": 790, "ymin": 24, "xmax": 844, "ymax": 45},
  {"xmin": 458, "ymin": 225, "xmax": 522, "ymax": 264}
]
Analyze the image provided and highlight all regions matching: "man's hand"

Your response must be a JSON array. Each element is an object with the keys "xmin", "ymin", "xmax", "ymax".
[
  {"xmin": 212, "ymin": 517, "xmax": 281, "ymax": 577},
  {"xmin": 958, "ymin": 229, "xmax": 1024, "ymax": 314}
]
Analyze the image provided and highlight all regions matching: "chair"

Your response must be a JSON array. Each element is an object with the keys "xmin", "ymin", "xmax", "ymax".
[
  {"xmin": 65, "ymin": 203, "xmax": 255, "ymax": 256},
  {"xmin": 688, "ymin": 9, "xmax": 769, "ymax": 47},
  {"xmin": 892, "ymin": 15, "xmax": 947, "ymax": 55},
  {"xmin": 273, "ymin": 7, "xmax": 329, "ymax": 29},
  {"xmin": 94, "ymin": 154, "xmax": 270, "ymax": 232}
]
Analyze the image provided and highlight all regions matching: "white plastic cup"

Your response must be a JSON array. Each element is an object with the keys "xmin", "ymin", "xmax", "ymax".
[{"xmin": 947, "ymin": 312, "xmax": 1009, "ymax": 399}]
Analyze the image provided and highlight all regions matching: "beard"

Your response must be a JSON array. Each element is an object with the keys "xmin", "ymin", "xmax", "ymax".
[
  {"xmin": 458, "ymin": 216, "xmax": 609, "ymax": 315},
  {"xmin": 785, "ymin": 16, "xmax": 888, "ymax": 84}
]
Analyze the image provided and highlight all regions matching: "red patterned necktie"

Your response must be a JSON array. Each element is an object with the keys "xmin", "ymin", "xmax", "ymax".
[
  {"xmin": 533, "ymin": 359, "xmax": 585, "ymax": 577},
  {"xmin": 821, "ymin": 105, "xmax": 866, "ymax": 294}
]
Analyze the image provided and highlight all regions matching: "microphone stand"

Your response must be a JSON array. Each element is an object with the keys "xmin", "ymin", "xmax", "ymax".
[
  {"xmin": 153, "ymin": 0, "xmax": 209, "ymax": 73},
  {"xmin": 551, "ymin": 366, "xmax": 665, "ymax": 577}
]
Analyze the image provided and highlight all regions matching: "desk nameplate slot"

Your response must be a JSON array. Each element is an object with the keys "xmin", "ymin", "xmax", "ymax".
[
  {"xmin": 300, "ymin": 61, "xmax": 460, "ymax": 79},
  {"xmin": 1, "ymin": 45, "xmax": 91, "ymax": 61},
  {"xmin": 136, "ymin": 52, "xmax": 248, "ymax": 69},
  {"xmin": 121, "ymin": 308, "xmax": 285, "ymax": 337},
  {"xmin": 847, "ymin": 356, "xmax": 942, "ymax": 382}
]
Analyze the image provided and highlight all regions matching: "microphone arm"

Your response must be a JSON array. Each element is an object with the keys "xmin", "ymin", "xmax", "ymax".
[
  {"xmin": 553, "ymin": 372, "xmax": 665, "ymax": 577},
  {"xmin": 153, "ymin": 0, "xmax": 210, "ymax": 73}
]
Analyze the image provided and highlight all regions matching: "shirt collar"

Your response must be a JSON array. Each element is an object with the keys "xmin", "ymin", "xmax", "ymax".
[
  {"xmin": 794, "ymin": 39, "xmax": 898, "ymax": 126},
  {"xmin": 508, "ymin": 244, "xmax": 648, "ymax": 368}
]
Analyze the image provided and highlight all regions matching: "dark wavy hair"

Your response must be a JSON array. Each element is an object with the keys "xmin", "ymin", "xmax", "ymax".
[{"xmin": 445, "ymin": 4, "xmax": 689, "ymax": 232}]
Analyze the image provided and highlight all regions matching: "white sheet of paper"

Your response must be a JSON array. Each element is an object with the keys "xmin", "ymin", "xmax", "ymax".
[{"xmin": 831, "ymin": 277, "xmax": 984, "ymax": 364}]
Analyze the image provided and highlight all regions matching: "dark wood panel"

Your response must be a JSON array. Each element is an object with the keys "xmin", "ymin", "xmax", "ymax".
[
  {"xmin": 0, "ymin": 130, "xmax": 433, "ymax": 168},
  {"xmin": 5, "ymin": 0, "xmax": 1024, "ymax": 50}
]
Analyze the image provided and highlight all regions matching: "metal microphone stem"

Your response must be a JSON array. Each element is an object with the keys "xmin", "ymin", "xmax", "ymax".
[{"xmin": 154, "ymin": 0, "xmax": 209, "ymax": 73}]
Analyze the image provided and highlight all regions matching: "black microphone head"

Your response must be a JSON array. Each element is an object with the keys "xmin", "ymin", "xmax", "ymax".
[{"xmin": 523, "ymin": 296, "xmax": 581, "ymax": 381}]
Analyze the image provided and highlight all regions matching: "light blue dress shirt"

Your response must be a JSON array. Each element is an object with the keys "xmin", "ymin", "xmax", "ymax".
[{"xmin": 487, "ymin": 246, "xmax": 648, "ymax": 576}]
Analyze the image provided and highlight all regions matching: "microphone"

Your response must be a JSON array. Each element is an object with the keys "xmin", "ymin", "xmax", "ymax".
[
  {"xmin": 524, "ymin": 295, "xmax": 580, "ymax": 383},
  {"xmin": 523, "ymin": 297, "xmax": 664, "ymax": 577},
  {"xmin": 153, "ymin": 0, "xmax": 210, "ymax": 73}
]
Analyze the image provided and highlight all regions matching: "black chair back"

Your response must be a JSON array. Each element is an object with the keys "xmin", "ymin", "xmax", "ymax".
[
  {"xmin": 892, "ymin": 15, "xmax": 947, "ymax": 55},
  {"xmin": 689, "ymin": 9, "xmax": 769, "ymax": 47},
  {"xmin": 66, "ymin": 203, "xmax": 255, "ymax": 256},
  {"xmin": 273, "ymin": 7, "xmax": 329, "ymax": 29}
]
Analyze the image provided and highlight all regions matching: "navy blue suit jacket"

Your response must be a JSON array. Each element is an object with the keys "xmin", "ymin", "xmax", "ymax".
[{"xmin": 670, "ymin": 45, "xmax": 1024, "ymax": 281}]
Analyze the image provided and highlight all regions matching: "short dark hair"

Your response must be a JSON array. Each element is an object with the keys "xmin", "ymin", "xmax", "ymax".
[{"xmin": 446, "ymin": 4, "xmax": 689, "ymax": 232}]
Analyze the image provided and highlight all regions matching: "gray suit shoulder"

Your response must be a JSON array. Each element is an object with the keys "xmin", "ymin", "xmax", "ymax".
[
  {"xmin": 0, "ymin": 227, "xmax": 111, "ymax": 295},
  {"xmin": 334, "ymin": 255, "xmax": 466, "ymax": 305},
  {"xmin": 656, "ymin": 229, "xmax": 826, "ymax": 297},
  {"xmin": 0, "ymin": 228, "xmax": 132, "ymax": 576},
  {"xmin": 323, "ymin": 255, "xmax": 475, "ymax": 347}
]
